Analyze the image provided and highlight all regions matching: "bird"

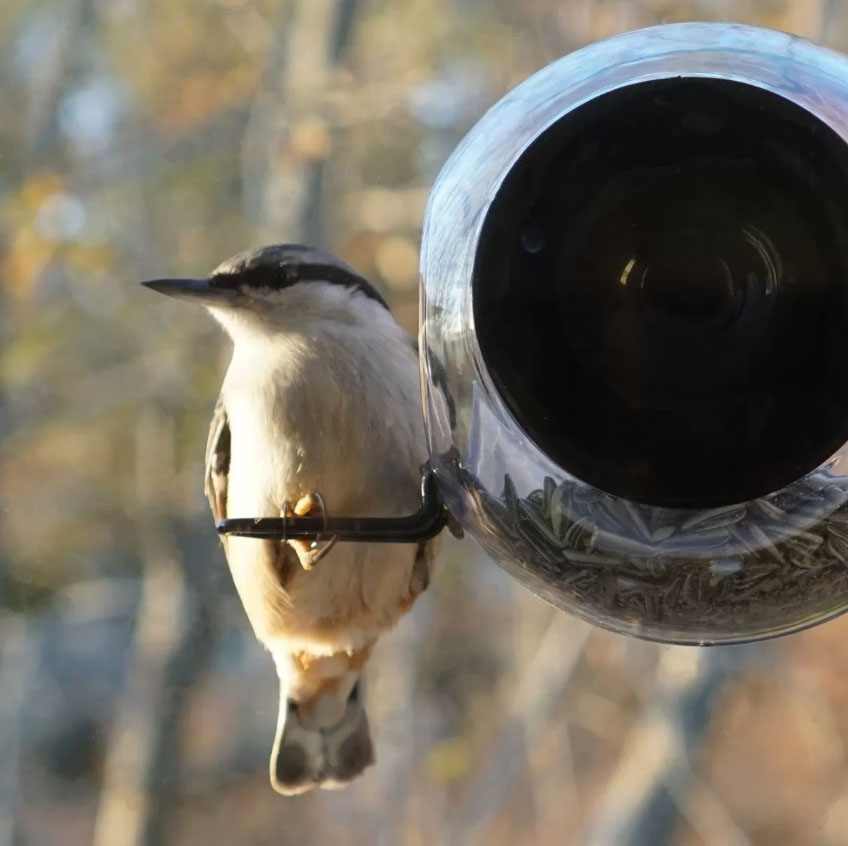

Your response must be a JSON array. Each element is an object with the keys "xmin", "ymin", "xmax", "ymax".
[{"xmin": 142, "ymin": 244, "xmax": 440, "ymax": 794}]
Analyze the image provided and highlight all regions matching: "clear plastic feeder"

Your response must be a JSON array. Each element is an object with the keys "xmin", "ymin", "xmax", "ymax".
[{"xmin": 420, "ymin": 23, "xmax": 848, "ymax": 644}]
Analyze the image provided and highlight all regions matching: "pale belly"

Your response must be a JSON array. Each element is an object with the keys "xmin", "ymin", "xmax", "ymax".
[
  {"xmin": 225, "ymin": 533, "xmax": 417, "ymax": 655},
  {"xmin": 219, "ymin": 342, "xmax": 428, "ymax": 654}
]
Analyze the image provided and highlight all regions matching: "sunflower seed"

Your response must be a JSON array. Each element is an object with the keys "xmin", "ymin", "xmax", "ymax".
[
  {"xmin": 543, "ymin": 476, "xmax": 557, "ymax": 518},
  {"xmin": 652, "ymin": 525, "xmax": 676, "ymax": 543},
  {"xmin": 621, "ymin": 500, "xmax": 652, "ymax": 540},
  {"xmin": 828, "ymin": 521, "xmax": 848, "ymax": 543},
  {"xmin": 748, "ymin": 523, "xmax": 785, "ymax": 563},
  {"xmin": 503, "ymin": 474, "xmax": 520, "ymax": 523},
  {"xmin": 753, "ymin": 498, "xmax": 786, "ymax": 521},
  {"xmin": 826, "ymin": 533, "xmax": 848, "ymax": 562},
  {"xmin": 549, "ymin": 482, "xmax": 573, "ymax": 539},
  {"xmin": 681, "ymin": 504, "xmax": 747, "ymax": 531},
  {"xmin": 460, "ymin": 470, "xmax": 848, "ymax": 640},
  {"xmin": 788, "ymin": 529, "xmax": 824, "ymax": 550},
  {"xmin": 574, "ymin": 485, "xmax": 602, "ymax": 504},
  {"xmin": 517, "ymin": 498, "xmax": 562, "ymax": 549}
]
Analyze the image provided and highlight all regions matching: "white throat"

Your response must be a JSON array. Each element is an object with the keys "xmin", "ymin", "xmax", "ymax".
[{"xmin": 213, "ymin": 280, "xmax": 424, "ymax": 518}]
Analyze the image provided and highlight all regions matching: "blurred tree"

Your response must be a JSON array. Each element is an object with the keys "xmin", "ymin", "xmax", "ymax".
[{"xmin": 4, "ymin": 2, "xmax": 848, "ymax": 845}]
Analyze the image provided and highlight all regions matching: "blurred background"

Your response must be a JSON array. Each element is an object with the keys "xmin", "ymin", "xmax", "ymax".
[{"xmin": 6, "ymin": 1, "xmax": 848, "ymax": 844}]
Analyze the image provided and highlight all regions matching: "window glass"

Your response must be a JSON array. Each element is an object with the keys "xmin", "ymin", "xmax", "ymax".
[{"xmin": 4, "ymin": 2, "xmax": 848, "ymax": 844}]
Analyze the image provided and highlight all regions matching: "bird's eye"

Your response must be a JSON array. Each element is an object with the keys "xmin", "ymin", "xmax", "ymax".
[{"xmin": 421, "ymin": 25, "xmax": 848, "ymax": 645}]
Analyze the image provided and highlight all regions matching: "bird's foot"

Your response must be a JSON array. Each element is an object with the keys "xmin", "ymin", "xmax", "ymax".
[{"xmin": 284, "ymin": 491, "xmax": 338, "ymax": 570}]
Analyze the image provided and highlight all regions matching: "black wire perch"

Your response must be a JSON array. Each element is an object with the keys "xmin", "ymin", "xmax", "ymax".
[{"xmin": 216, "ymin": 464, "xmax": 450, "ymax": 543}]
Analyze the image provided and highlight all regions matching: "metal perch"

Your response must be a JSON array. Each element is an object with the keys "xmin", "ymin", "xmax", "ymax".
[{"xmin": 216, "ymin": 464, "xmax": 449, "ymax": 543}]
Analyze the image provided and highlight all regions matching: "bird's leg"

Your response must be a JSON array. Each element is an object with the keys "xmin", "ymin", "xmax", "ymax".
[{"xmin": 289, "ymin": 491, "xmax": 338, "ymax": 570}]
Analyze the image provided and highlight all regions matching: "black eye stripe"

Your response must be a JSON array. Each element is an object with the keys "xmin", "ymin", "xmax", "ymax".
[{"xmin": 209, "ymin": 262, "xmax": 389, "ymax": 310}]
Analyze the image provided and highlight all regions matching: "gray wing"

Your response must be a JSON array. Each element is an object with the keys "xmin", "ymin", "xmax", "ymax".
[
  {"xmin": 205, "ymin": 394, "xmax": 231, "ymax": 554},
  {"xmin": 204, "ymin": 395, "xmax": 297, "ymax": 585}
]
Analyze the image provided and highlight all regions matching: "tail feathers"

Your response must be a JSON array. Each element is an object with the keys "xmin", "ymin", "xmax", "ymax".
[{"xmin": 270, "ymin": 676, "xmax": 374, "ymax": 795}]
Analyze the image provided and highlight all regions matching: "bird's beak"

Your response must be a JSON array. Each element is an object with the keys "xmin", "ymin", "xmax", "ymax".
[{"xmin": 140, "ymin": 277, "xmax": 240, "ymax": 307}]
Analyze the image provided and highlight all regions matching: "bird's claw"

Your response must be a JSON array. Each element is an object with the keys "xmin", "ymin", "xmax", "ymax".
[{"xmin": 283, "ymin": 491, "xmax": 338, "ymax": 570}]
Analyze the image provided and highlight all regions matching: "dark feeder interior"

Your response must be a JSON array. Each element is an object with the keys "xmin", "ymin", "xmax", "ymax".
[{"xmin": 474, "ymin": 77, "xmax": 848, "ymax": 509}]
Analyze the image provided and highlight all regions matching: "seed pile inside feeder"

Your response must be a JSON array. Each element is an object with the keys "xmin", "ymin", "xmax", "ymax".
[{"xmin": 459, "ymin": 468, "xmax": 848, "ymax": 642}]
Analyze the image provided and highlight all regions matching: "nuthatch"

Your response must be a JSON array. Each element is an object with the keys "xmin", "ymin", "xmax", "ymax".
[{"xmin": 142, "ymin": 244, "xmax": 439, "ymax": 794}]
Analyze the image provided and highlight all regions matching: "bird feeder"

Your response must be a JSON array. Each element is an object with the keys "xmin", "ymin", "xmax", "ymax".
[
  {"xmin": 419, "ymin": 23, "xmax": 848, "ymax": 644},
  {"xmin": 221, "ymin": 23, "xmax": 848, "ymax": 645}
]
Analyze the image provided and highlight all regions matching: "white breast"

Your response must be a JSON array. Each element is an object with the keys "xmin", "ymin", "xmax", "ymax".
[
  {"xmin": 216, "ymin": 295, "xmax": 428, "ymax": 653},
  {"xmin": 222, "ymin": 321, "xmax": 424, "ymax": 517}
]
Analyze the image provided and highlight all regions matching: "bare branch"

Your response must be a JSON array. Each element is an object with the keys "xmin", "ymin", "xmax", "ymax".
[
  {"xmin": 446, "ymin": 610, "xmax": 592, "ymax": 845},
  {"xmin": 92, "ymin": 412, "xmax": 220, "ymax": 846},
  {"xmin": 577, "ymin": 646, "xmax": 755, "ymax": 846},
  {"xmin": 0, "ymin": 614, "xmax": 40, "ymax": 846}
]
